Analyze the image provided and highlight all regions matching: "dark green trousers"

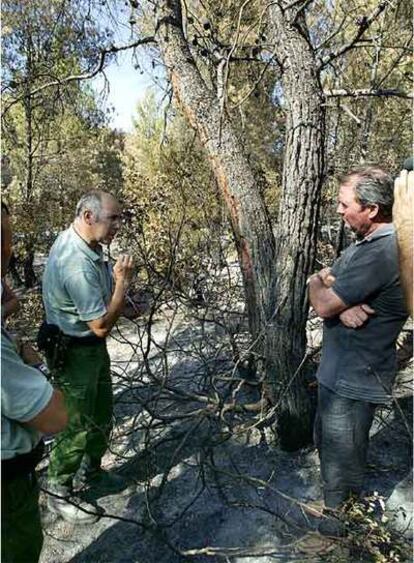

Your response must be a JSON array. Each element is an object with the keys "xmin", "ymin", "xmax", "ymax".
[
  {"xmin": 1, "ymin": 472, "xmax": 43, "ymax": 563},
  {"xmin": 47, "ymin": 341, "xmax": 113, "ymax": 487}
]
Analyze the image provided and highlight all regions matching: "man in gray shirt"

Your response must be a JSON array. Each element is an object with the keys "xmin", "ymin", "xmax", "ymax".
[
  {"xmin": 42, "ymin": 191, "xmax": 135, "ymax": 524},
  {"xmin": 308, "ymin": 166, "xmax": 408, "ymax": 534}
]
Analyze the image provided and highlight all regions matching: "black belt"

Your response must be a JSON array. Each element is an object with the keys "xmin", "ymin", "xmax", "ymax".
[
  {"xmin": 37, "ymin": 321, "xmax": 103, "ymax": 352},
  {"xmin": 65, "ymin": 332, "xmax": 103, "ymax": 346}
]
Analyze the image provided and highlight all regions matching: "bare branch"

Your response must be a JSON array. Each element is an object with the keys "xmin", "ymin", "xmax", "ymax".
[
  {"xmin": 231, "ymin": 50, "xmax": 279, "ymax": 110},
  {"xmin": 374, "ymin": 34, "xmax": 414, "ymax": 88},
  {"xmin": 325, "ymin": 88, "xmax": 413, "ymax": 99},
  {"xmin": 340, "ymin": 104, "xmax": 363, "ymax": 125},
  {"xmin": 291, "ymin": 0, "xmax": 315, "ymax": 21},
  {"xmin": 316, "ymin": 13, "xmax": 348, "ymax": 51},
  {"xmin": 319, "ymin": 0, "xmax": 391, "ymax": 69},
  {"xmin": 3, "ymin": 36, "xmax": 156, "ymax": 113}
]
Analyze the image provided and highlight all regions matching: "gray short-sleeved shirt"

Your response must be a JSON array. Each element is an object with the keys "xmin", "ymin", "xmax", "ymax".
[
  {"xmin": 42, "ymin": 226, "xmax": 113, "ymax": 337},
  {"xmin": 316, "ymin": 224, "xmax": 408, "ymax": 403},
  {"xmin": 1, "ymin": 328, "xmax": 53, "ymax": 459}
]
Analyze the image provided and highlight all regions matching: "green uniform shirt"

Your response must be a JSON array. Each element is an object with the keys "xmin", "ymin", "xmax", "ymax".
[
  {"xmin": 42, "ymin": 226, "xmax": 113, "ymax": 337},
  {"xmin": 1, "ymin": 328, "xmax": 53, "ymax": 460}
]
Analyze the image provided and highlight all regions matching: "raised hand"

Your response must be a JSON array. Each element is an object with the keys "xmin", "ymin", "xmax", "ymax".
[
  {"xmin": 318, "ymin": 267, "xmax": 336, "ymax": 288},
  {"xmin": 113, "ymin": 254, "xmax": 134, "ymax": 288}
]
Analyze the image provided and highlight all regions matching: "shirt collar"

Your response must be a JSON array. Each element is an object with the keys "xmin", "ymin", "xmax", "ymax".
[
  {"xmin": 355, "ymin": 223, "xmax": 395, "ymax": 245},
  {"xmin": 69, "ymin": 225, "xmax": 103, "ymax": 262}
]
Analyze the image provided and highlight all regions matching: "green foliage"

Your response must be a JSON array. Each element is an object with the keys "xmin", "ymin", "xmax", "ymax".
[
  {"xmin": 3, "ymin": 98, "xmax": 123, "ymax": 251},
  {"xmin": 2, "ymin": 0, "xmax": 411, "ymax": 287},
  {"xmin": 1, "ymin": 0, "xmax": 123, "ymax": 275},
  {"xmin": 320, "ymin": 0, "xmax": 412, "ymax": 170},
  {"xmin": 121, "ymin": 91, "xmax": 223, "ymax": 288}
]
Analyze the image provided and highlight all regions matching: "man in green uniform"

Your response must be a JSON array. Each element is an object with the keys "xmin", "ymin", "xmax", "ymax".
[
  {"xmin": 42, "ymin": 191, "xmax": 135, "ymax": 523},
  {"xmin": 1, "ymin": 202, "xmax": 68, "ymax": 562}
]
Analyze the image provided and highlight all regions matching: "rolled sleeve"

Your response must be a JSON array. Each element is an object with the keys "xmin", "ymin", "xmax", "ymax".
[
  {"xmin": 64, "ymin": 270, "xmax": 107, "ymax": 322},
  {"xmin": 1, "ymin": 340, "xmax": 54, "ymax": 423}
]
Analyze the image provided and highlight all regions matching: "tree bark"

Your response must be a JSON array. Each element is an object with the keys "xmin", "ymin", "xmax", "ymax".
[
  {"xmin": 23, "ymin": 244, "xmax": 37, "ymax": 289},
  {"xmin": 155, "ymin": 0, "xmax": 276, "ymax": 344},
  {"xmin": 266, "ymin": 7, "xmax": 326, "ymax": 449},
  {"xmin": 155, "ymin": 0, "xmax": 325, "ymax": 450}
]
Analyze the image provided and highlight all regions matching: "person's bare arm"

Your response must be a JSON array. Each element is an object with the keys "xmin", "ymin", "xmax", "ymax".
[
  {"xmin": 308, "ymin": 268, "xmax": 348, "ymax": 319},
  {"xmin": 87, "ymin": 254, "xmax": 134, "ymax": 338},
  {"xmin": 26, "ymin": 389, "xmax": 68, "ymax": 434},
  {"xmin": 309, "ymin": 267, "xmax": 376, "ymax": 326},
  {"xmin": 393, "ymin": 170, "xmax": 413, "ymax": 316},
  {"xmin": 1, "ymin": 281, "xmax": 20, "ymax": 319},
  {"xmin": 20, "ymin": 341, "xmax": 42, "ymax": 365}
]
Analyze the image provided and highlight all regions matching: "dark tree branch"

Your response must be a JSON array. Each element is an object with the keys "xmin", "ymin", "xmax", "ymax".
[
  {"xmin": 316, "ymin": 13, "xmax": 348, "ymax": 51},
  {"xmin": 319, "ymin": 0, "xmax": 391, "ymax": 69},
  {"xmin": 290, "ymin": 0, "xmax": 315, "ymax": 22},
  {"xmin": 283, "ymin": 0, "xmax": 313, "ymax": 11},
  {"xmin": 3, "ymin": 36, "xmax": 156, "ymax": 113}
]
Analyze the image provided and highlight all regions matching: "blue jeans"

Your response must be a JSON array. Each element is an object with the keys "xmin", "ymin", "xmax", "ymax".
[{"xmin": 314, "ymin": 384, "xmax": 377, "ymax": 508}]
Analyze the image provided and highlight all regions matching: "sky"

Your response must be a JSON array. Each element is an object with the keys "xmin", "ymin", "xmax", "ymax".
[{"xmin": 92, "ymin": 51, "xmax": 153, "ymax": 133}]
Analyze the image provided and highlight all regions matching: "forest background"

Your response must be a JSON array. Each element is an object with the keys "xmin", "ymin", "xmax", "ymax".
[{"xmin": 1, "ymin": 0, "xmax": 413, "ymax": 560}]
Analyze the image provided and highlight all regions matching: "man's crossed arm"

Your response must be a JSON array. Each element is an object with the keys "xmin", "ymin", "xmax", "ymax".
[{"xmin": 308, "ymin": 268, "xmax": 374, "ymax": 328}]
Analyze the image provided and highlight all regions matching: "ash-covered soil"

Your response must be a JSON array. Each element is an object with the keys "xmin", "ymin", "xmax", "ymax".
[{"xmin": 36, "ymin": 310, "xmax": 412, "ymax": 563}]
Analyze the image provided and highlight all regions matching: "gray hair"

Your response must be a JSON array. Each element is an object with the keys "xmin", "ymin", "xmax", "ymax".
[
  {"xmin": 75, "ymin": 191, "xmax": 106, "ymax": 220},
  {"xmin": 341, "ymin": 165, "xmax": 394, "ymax": 220}
]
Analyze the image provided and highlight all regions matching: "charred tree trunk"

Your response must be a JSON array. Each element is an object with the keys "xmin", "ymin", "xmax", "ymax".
[
  {"xmin": 267, "ymin": 7, "xmax": 326, "ymax": 449},
  {"xmin": 8, "ymin": 253, "xmax": 24, "ymax": 287},
  {"xmin": 23, "ymin": 255, "xmax": 37, "ymax": 289},
  {"xmin": 24, "ymin": 31, "xmax": 34, "ymax": 203},
  {"xmin": 155, "ymin": 0, "xmax": 276, "ymax": 345},
  {"xmin": 23, "ymin": 242, "xmax": 37, "ymax": 288},
  {"xmin": 155, "ymin": 0, "xmax": 326, "ymax": 450}
]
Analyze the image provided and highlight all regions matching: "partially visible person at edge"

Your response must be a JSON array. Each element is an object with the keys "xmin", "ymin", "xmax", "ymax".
[
  {"xmin": 393, "ymin": 160, "xmax": 413, "ymax": 316},
  {"xmin": 308, "ymin": 165, "xmax": 409, "ymax": 537},
  {"xmin": 1, "ymin": 202, "xmax": 68, "ymax": 563},
  {"xmin": 41, "ymin": 190, "xmax": 137, "ymax": 524},
  {"xmin": 1, "ymin": 279, "xmax": 20, "ymax": 320},
  {"xmin": 1, "ymin": 273, "xmax": 40, "ymax": 367}
]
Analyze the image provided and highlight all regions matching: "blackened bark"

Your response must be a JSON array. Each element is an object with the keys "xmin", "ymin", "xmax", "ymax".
[
  {"xmin": 24, "ymin": 32, "xmax": 34, "ymax": 203},
  {"xmin": 155, "ymin": 0, "xmax": 326, "ymax": 450},
  {"xmin": 267, "ymin": 7, "xmax": 326, "ymax": 449},
  {"xmin": 155, "ymin": 0, "xmax": 277, "ymax": 344},
  {"xmin": 21, "ymin": 32, "xmax": 37, "ymax": 290},
  {"xmin": 23, "ymin": 245, "xmax": 37, "ymax": 288},
  {"xmin": 8, "ymin": 253, "xmax": 23, "ymax": 287}
]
